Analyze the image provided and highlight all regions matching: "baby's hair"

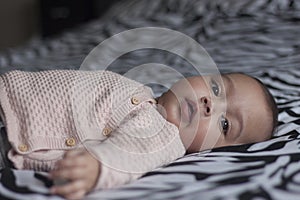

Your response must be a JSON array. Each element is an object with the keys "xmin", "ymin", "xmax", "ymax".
[{"xmin": 253, "ymin": 77, "xmax": 278, "ymax": 137}]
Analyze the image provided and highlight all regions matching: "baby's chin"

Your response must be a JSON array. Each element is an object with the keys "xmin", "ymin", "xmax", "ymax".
[
  {"xmin": 156, "ymin": 103, "xmax": 167, "ymax": 119},
  {"xmin": 156, "ymin": 103, "xmax": 181, "ymax": 129}
]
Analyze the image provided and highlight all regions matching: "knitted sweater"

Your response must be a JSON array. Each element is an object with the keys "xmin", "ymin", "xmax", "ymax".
[{"xmin": 0, "ymin": 70, "xmax": 185, "ymax": 189}]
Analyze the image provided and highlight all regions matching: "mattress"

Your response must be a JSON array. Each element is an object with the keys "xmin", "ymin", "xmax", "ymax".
[{"xmin": 0, "ymin": 0, "xmax": 299, "ymax": 199}]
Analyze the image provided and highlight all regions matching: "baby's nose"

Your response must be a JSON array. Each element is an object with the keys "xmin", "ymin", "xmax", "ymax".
[{"xmin": 200, "ymin": 96, "xmax": 212, "ymax": 116}]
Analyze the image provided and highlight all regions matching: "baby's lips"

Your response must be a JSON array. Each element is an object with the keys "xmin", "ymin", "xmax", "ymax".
[
  {"xmin": 187, "ymin": 98, "xmax": 197, "ymax": 121},
  {"xmin": 180, "ymin": 99, "xmax": 190, "ymax": 123}
]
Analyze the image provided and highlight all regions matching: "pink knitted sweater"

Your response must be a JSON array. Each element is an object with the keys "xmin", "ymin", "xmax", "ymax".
[{"xmin": 0, "ymin": 70, "xmax": 185, "ymax": 189}]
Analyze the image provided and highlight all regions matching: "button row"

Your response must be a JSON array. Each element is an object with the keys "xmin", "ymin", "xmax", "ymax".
[
  {"xmin": 17, "ymin": 96, "xmax": 145, "ymax": 152},
  {"xmin": 18, "ymin": 129, "xmax": 116, "ymax": 152},
  {"xmin": 100, "ymin": 96, "xmax": 140, "ymax": 138},
  {"xmin": 17, "ymin": 137, "xmax": 77, "ymax": 152}
]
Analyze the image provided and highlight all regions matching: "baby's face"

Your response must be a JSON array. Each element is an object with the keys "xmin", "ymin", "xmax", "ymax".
[{"xmin": 157, "ymin": 73, "xmax": 272, "ymax": 153}]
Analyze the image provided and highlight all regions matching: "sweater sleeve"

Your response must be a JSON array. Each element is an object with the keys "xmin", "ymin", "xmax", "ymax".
[{"xmin": 84, "ymin": 103, "xmax": 186, "ymax": 190}]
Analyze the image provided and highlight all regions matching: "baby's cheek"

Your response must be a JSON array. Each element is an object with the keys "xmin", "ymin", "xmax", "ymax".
[
  {"xmin": 188, "ymin": 118, "xmax": 220, "ymax": 152},
  {"xmin": 190, "ymin": 129, "xmax": 207, "ymax": 152},
  {"xmin": 178, "ymin": 125, "xmax": 205, "ymax": 153},
  {"xmin": 201, "ymin": 126, "xmax": 225, "ymax": 150}
]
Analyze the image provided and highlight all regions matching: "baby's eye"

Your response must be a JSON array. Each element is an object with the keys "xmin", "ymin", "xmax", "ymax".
[
  {"xmin": 211, "ymin": 79, "xmax": 220, "ymax": 96},
  {"xmin": 220, "ymin": 115, "xmax": 229, "ymax": 135}
]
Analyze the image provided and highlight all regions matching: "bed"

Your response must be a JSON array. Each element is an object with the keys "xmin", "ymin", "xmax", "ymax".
[{"xmin": 0, "ymin": 0, "xmax": 300, "ymax": 199}]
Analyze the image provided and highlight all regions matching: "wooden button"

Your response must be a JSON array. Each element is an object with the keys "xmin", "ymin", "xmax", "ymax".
[
  {"xmin": 151, "ymin": 98, "xmax": 157, "ymax": 104},
  {"xmin": 18, "ymin": 144, "xmax": 28, "ymax": 152},
  {"xmin": 65, "ymin": 138, "xmax": 76, "ymax": 146},
  {"xmin": 131, "ymin": 97, "xmax": 140, "ymax": 105},
  {"xmin": 102, "ymin": 127, "xmax": 112, "ymax": 136}
]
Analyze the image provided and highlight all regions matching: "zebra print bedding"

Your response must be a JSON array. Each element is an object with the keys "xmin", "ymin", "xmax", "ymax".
[{"xmin": 0, "ymin": 0, "xmax": 300, "ymax": 199}]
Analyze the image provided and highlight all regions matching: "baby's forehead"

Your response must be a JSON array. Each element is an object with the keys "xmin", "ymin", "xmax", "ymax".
[
  {"xmin": 219, "ymin": 73, "xmax": 268, "ymax": 111},
  {"xmin": 221, "ymin": 73, "xmax": 253, "ymax": 81},
  {"xmin": 220, "ymin": 73, "xmax": 258, "ymax": 90}
]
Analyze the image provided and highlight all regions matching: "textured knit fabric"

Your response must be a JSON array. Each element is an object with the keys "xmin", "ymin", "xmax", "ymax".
[
  {"xmin": 0, "ymin": 120, "xmax": 4, "ymax": 170},
  {"xmin": 0, "ymin": 120, "xmax": 12, "ymax": 171},
  {"xmin": 0, "ymin": 70, "xmax": 185, "ymax": 189}
]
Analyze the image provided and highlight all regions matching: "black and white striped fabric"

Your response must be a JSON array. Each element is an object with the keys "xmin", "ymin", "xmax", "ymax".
[{"xmin": 0, "ymin": 0, "xmax": 300, "ymax": 199}]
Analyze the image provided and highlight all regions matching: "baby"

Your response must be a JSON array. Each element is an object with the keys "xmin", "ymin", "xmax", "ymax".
[{"xmin": 0, "ymin": 70, "xmax": 277, "ymax": 200}]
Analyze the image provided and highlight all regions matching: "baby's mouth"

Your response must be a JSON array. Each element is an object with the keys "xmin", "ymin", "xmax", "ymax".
[{"xmin": 181, "ymin": 98, "xmax": 197, "ymax": 123}]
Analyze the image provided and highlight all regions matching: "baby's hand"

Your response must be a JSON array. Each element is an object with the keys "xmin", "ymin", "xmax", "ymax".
[{"xmin": 50, "ymin": 149, "xmax": 100, "ymax": 200}]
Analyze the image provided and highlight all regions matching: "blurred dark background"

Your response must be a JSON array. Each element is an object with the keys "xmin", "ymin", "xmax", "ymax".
[{"xmin": 0, "ymin": 0, "xmax": 119, "ymax": 51}]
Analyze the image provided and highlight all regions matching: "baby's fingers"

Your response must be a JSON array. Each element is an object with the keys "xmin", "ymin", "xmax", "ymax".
[
  {"xmin": 50, "ymin": 166, "xmax": 84, "ymax": 180},
  {"xmin": 64, "ymin": 149, "xmax": 85, "ymax": 158},
  {"xmin": 50, "ymin": 180, "xmax": 86, "ymax": 199},
  {"xmin": 65, "ymin": 190, "xmax": 86, "ymax": 200},
  {"xmin": 55, "ymin": 156, "xmax": 85, "ymax": 169}
]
